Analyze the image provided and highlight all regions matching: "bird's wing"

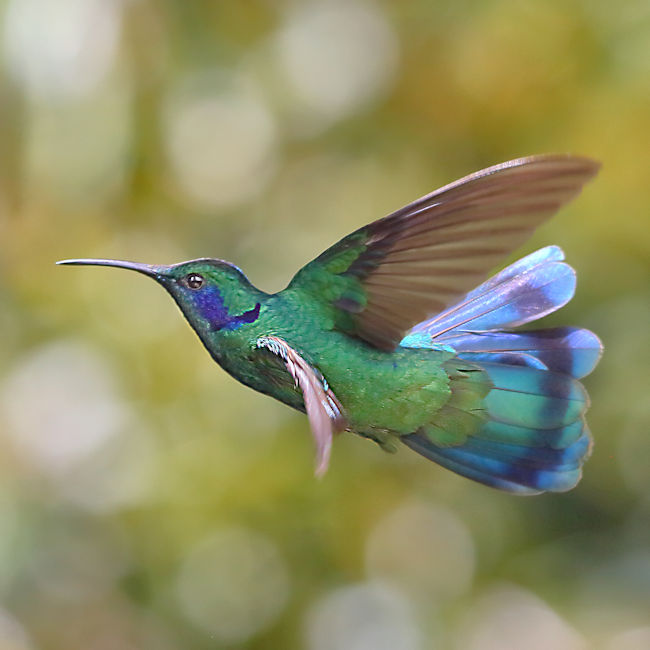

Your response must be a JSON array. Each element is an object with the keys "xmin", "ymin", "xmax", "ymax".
[
  {"xmin": 256, "ymin": 336, "xmax": 346, "ymax": 476},
  {"xmin": 287, "ymin": 155, "xmax": 600, "ymax": 351}
]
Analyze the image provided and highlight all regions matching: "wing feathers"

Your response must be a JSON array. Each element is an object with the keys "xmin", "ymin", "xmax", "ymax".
[
  {"xmin": 256, "ymin": 336, "xmax": 345, "ymax": 476},
  {"xmin": 405, "ymin": 248, "xmax": 577, "ymax": 340},
  {"xmin": 289, "ymin": 154, "xmax": 599, "ymax": 350}
]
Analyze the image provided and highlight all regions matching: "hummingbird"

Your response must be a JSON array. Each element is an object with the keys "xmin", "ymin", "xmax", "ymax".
[{"xmin": 58, "ymin": 155, "xmax": 602, "ymax": 494}]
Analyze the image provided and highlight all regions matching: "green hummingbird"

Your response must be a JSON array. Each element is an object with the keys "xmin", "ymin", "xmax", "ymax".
[{"xmin": 58, "ymin": 155, "xmax": 602, "ymax": 494}]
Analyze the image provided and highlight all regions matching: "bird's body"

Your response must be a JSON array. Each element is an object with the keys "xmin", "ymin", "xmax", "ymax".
[
  {"xmin": 233, "ymin": 301, "xmax": 454, "ymax": 446},
  {"xmin": 59, "ymin": 154, "xmax": 603, "ymax": 494},
  {"xmin": 189, "ymin": 281, "xmax": 452, "ymax": 442}
]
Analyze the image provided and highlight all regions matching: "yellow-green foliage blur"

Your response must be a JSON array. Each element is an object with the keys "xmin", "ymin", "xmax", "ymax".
[{"xmin": 0, "ymin": 1, "xmax": 648, "ymax": 649}]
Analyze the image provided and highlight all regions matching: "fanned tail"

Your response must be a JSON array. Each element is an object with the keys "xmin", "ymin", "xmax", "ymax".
[
  {"xmin": 400, "ymin": 247, "xmax": 602, "ymax": 494},
  {"xmin": 402, "ymin": 363, "xmax": 593, "ymax": 494}
]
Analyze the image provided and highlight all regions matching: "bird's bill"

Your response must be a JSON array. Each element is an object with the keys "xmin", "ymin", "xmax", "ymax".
[{"xmin": 56, "ymin": 258, "xmax": 163, "ymax": 278}]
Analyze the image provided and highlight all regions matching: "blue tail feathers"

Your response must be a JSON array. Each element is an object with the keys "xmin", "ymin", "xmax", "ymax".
[
  {"xmin": 402, "ymin": 363, "xmax": 593, "ymax": 494},
  {"xmin": 400, "ymin": 247, "xmax": 601, "ymax": 494},
  {"xmin": 402, "ymin": 424, "xmax": 591, "ymax": 494}
]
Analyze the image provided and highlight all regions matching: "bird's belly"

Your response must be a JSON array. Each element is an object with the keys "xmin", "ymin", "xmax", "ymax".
[{"xmin": 316, "ymin": 347, "xmax": 452, "ymax": 435}]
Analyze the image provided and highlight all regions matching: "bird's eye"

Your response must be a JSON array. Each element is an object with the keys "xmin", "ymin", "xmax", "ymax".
[{"xmin": 184, "ymin": 273, "xmax": 204, "ymax": 290}]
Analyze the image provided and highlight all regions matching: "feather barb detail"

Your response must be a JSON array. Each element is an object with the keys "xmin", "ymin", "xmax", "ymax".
[{"xmin": 256, "ymin": 336, "xmax": 345, "ymax": 476}]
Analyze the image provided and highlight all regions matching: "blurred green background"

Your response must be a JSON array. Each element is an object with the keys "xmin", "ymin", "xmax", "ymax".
[{"xmin": 1, "ymin": 1, "xmax": 649, "ymax": 649}]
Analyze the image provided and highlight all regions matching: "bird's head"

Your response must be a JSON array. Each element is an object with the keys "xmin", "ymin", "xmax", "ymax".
[{"xmin": 57, "ymin": 257, "xmax": 263, "ymax": 336}]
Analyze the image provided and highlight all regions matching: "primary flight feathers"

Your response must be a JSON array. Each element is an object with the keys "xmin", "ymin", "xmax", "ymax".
[{"xmin": 291, "ymin": 154, "xmax": 600, "ymax": 350}]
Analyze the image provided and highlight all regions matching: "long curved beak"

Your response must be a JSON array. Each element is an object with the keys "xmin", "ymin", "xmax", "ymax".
[{"xmin": 56, "ymin": 258, "xmax": 162, "ymax": 278}]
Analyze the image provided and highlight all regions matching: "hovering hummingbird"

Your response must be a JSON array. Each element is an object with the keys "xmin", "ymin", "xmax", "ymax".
[{"xmin": 59, "ymin": 155, "xmax": 602, "ymax": 494}]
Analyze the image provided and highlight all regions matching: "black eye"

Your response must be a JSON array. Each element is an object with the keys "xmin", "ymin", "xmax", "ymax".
[{"xmin": 184, "ymin": 273, "xmax": 204, "ymax": 290}]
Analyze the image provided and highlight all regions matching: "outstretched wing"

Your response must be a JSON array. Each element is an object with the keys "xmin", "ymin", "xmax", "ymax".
[
  {"xmin": 288, "ymin": 155, "xmax": 600, "ymax": 351},
  {"xmin": 256, "ymin": 336, "xmax": 346, "ymax": 476}
]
